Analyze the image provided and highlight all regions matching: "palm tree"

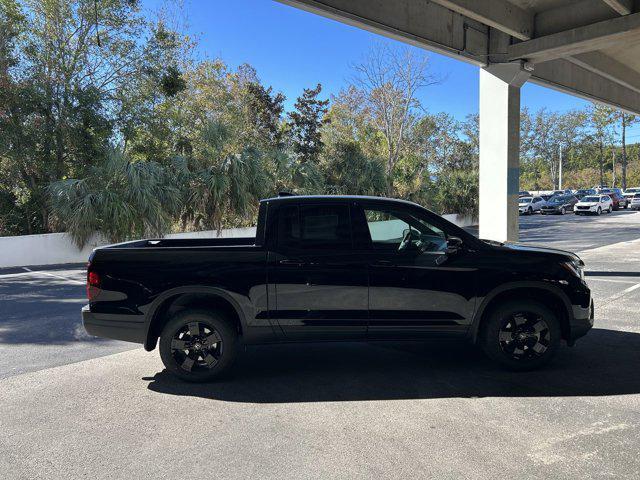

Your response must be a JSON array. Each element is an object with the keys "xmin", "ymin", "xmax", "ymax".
[{"xmin": 49, "ymin": 149, "xmax": 181, "ymax": 247}]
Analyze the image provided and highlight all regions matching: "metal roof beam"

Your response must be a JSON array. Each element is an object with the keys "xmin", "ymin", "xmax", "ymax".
[
  {"xmin": 531, "ymin": 57, "xmax": 640, "ymax": 114},
  {"xmin": 277, "ymin": 0, "xmax": 487, "ymax": 65},
  {"xmin": 602, "ymin": 0, "xmax": 633, "ymax": 15},
  {"xmin": 508, "ymin": 11, "xmax": 640, "ymax": 62},
  {"xmin": 429, "ymin": 0, "xmax": 533, "ymax": 40}
]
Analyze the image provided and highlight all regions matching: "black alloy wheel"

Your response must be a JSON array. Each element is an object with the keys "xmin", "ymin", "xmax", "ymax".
[
  {"xmin": 159, "ymin": 309, "xmax": 238, "ymax": 382},
  {"xmin": 170, "ymin": 321, "xmax": 223, "ymax": 373},
  {"xmin": 480, "ymin": 300, "xmax": 561, "ymax": 370},
  {"xmin": 497, "ymin": 313, "xmax": 551, "ymax": 361}
]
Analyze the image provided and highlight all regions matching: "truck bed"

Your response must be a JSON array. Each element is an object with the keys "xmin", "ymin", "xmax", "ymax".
[{"xmin": 101, "ymin": 236, "xmax": 257, "ymax": 249}]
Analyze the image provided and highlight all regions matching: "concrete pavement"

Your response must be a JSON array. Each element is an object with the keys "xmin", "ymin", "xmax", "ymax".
[{"xmin": 2, "ymin": 210, "xmax": 640, "ymax": 479}]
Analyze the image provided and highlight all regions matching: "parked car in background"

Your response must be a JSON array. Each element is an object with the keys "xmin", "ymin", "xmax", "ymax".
[
  {"xmin": 574, "ymin": 195, "xmax": 612, "ymax": 215},
  {"xmin": 623, "ymin": 187, "xmax": 640, "ymax": 201},
  {"xmin": 82, "ymin": 194, "xmax": 594, "ymax": 381},
  {"xmin": 600, "ymin": 189, "xmax": 627, "ymax": 209},
  {"xmin": 518, "ymin": 191, "xmax": 531, "ymax": 198},
  {"xmin": 518, "ymin": 196, "xmax": 546, "ymax": 215},
  {"xmin": 593, "ymin": 185, "xmax": 610, "ymax": 192},
  {"xmin": 630, "ymin": 193, "xmax": 640, "ymax": 210},
  {"xmin": 574, "ymin": 189, "xmax": 596, "ymax": 200},
  {"xmin": 541, "ymin": 194, "xmax": 579, "ymax": 215}
]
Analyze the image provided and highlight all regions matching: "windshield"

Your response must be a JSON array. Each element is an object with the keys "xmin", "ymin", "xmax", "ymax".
[
  {"xmin": 582, "ymin": 196, "xmax": 599, "ymax": 202},
  {"xmin": 520, "ymin": 197, "xmax": 532, "ymax": 203},
  {"xmin": 548, "ymin": 195, "xmax": 563, "ymax": 203}
]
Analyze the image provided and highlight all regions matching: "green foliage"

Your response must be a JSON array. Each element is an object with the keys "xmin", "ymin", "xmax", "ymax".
[
  {"xmin": 2, "ymin": 1, "xmax": 638, "ymax": 243},
  {"xmin": 288, "ymin": 84, "xmax": 329, "ymax": 164},
  {"xmin": 48, "ymin": 150, "xmax": 181, "ymax": 247},
  {"xmin": 434, "ymin": 171, "xmax": 479, "ymax": 217},
  {"xmin": 323, "ymin": 141, "xmax": 386, "ymax": 195}
]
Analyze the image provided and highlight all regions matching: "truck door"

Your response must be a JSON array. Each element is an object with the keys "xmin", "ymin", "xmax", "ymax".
[
  {"xmin": 352, "ymin": 202, "xmax": 477, "ymax": 339},
  {"xmin": 268, "ymin": 202, "xmax": 369, "ymax": 340}
]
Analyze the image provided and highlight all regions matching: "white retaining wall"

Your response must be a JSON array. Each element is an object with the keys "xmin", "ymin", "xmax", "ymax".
[{"xmin": 0, "ymin": 214, "xmax": 475, "ymax": 269}]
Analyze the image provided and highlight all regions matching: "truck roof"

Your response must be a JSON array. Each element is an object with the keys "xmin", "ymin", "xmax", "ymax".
[{"xmin": 260, "ymin": 194, "xmax": 423, "ymax": 209}]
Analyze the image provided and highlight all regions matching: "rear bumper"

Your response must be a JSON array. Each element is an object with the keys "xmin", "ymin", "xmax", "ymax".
[
  {"xmin": 568, "ymin": 298, "xmax": 594, "ymax": 345},
  {"xmin": 82, "ymin": 305, "xmax": 146, "ymax": 344}
]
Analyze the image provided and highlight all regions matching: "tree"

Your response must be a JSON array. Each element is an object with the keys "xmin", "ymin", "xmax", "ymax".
[
  {"xmin": 322, "ymin": 141, "xmax": 385, "ymax": 195},
  {"xmin": 0, "ymin": 0, "xmax": 150, "ymax": 233},
  {"xmin": 288, "ymin": 83, "xmax": 329, "ymax": 166},
  {"xmin": 617, "ymin": 111, "xmax": 639, "ymax": 189},
  {"xmin": 350, "ymin": 44, "xmax": 441, "ymax": 195},
  {"xmin": 48, "ymin": 149, "xmax": 181, "ymax": 247},
  {"xmin": 588, "ymin": 104, "xmax": 616, "ymax": 186}
]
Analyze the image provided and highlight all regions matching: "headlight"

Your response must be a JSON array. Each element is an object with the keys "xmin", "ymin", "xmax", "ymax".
[{"xmin": 561, "ymin": 260, "xmax": 584, "ymax": 280}]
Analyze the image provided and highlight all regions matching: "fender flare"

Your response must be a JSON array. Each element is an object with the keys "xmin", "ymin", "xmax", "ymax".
[
  {"xmin": 142, "ymin": 285, "xmax": 247, "ymax": 350},
  {"xmin": 467, "ymin": 280, "xmax": 573, "ymax": 343}
]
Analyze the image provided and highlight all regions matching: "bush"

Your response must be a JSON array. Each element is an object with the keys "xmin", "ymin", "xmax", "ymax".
[{"xmin": 434, "ymin": 170, "xmax": 478, "ymax": 218}]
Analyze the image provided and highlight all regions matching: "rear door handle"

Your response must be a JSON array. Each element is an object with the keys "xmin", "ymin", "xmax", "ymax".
[{"xmin": 279, "ymin": 259, "xmax": 305, "ymax": 267}]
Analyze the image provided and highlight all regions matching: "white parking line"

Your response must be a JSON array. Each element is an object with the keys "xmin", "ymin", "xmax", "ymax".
[
  {"xmin": 20, "ymin": 267, "xmax": 85, "ymax": 285},
  {"xmin": 586, "ymin": 278, "xmax": 638, "ymax": 284},
  {"xmin": 604, "ymin": 282, "xmax": 640, "ymax": 303}
]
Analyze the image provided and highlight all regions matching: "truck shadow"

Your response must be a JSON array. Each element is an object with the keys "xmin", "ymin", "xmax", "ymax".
[{"xmin": 144, "ymin": 328, "xmax": 640, "ymax": 402}]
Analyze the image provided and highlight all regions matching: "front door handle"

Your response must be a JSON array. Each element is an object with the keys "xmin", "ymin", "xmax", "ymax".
[{"xmin": 279, "ymin": 258, "xmax": 305, "ymax": 267}]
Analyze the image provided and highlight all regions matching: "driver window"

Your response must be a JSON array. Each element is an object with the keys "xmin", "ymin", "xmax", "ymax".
[
  {"xmin": 364, "ymin": 208, "xmax": 447, "ymax": 253},
  {"xmin": 365, "ymin": 210, "xmax": 410, "ymax": 248}
]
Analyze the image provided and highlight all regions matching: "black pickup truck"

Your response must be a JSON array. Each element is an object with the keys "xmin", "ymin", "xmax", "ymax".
[{"xmin": 83, "ymin": 194, "xmax": 594, "ymax": 382}]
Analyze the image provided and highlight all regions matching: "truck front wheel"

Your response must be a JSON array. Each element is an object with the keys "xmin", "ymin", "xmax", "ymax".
[
  {"xmin": 159, "ymin": 309, "xmax": 238, "ymax": 382},
  {"xmin": 479, "ymin": 300, "xmax": 561, "ymax": 371}
]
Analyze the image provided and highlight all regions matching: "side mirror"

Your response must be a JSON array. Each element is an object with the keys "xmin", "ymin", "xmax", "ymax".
[{"xmin": 446, "ymin": 236, "xmax": 463, "ymax": 254}]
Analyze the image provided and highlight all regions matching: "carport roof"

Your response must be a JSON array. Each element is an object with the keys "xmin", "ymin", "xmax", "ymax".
[{"xmin": 280, "ymin": 0, "xmax": 640, "ymax": 114}]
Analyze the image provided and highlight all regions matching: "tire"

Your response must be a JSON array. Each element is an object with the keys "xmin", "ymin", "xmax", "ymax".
[
  {"xmin": 608, "ymin": 205, "xmax": 612, "ymax": 213},
  {"xmin": 479, "ymin": 300, "xmax": 561, "ymax": 371},
  {"xmin": 527, "ymin": 207, "xmax": 533, "ymax": 215},
  {"xmin": 597, "ymin": 207, "xmax": 601, "ymax": 215},
  {"xmin": 560, "ymin": 207, "xmax": 565, "ymax": 215},
  {"xmin": 159, "ymin": 309, "xmax": 239, "ymax": 382}
]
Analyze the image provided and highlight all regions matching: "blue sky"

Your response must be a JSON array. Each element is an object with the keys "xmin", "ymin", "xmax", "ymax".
[{"xmin": 141, "ymin": 0, "xmax": 640, "ymax": 141}]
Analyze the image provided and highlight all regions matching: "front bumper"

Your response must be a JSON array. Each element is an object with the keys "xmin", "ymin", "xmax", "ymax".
[
  {"xmin": 541, "ymin": 207, "xmax": 561, "ymax": 214},
  {"xmin": 574, "ymin": 206, "xmax": 597, "ymax": 213},
  {"xmin": 82, "ymin": 305, "xmax": 146, "ymax": 344},
  {"xmin": 568, "ymin": 298, "xmax": 594, "ymax": 345}
]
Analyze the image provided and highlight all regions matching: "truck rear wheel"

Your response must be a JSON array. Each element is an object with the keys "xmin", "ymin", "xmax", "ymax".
[
  {"xmin": 159, "ymin": 309, "xmax": 238, "ymax": 382},
  {"xmin": 480, "ymin": 300, "xmax": 561, "ymax": 371}
]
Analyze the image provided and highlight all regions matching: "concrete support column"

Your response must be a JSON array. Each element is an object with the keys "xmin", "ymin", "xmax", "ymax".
[{"xmin": 479, "ymin": 62, "xmax": 531, "ymax": 243}]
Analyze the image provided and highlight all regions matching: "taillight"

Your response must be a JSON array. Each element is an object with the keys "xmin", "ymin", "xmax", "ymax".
[{"xmin": 87, "ymin": 270, "xmax": 101, "ymax": 301}]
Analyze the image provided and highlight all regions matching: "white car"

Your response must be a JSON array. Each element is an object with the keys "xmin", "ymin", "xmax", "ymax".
[
  {"xmin": 518, "ymin": 196, "xmax": 545, "ymax": 215},
  {"xmin": 623, "ymin": 187, "xmax": 640, "ymax": 201},
  {"xmin": 574, "ymin": 195, "xmax": 613, "ymax": 215},
  {"xmin": 630, "ymin": 193, "xmax": 640, "ymax": 210}
]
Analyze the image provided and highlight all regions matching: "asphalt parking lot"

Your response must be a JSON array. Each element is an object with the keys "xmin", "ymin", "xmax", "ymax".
[{"xmin": 2, "ymin": 210, "xmax": 640, "ymax": 479}]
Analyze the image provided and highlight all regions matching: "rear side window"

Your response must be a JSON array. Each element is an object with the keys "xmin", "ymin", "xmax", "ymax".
[{"xmin": 276, "ymin": 204, "xmax": 352, "ymax": 250}]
